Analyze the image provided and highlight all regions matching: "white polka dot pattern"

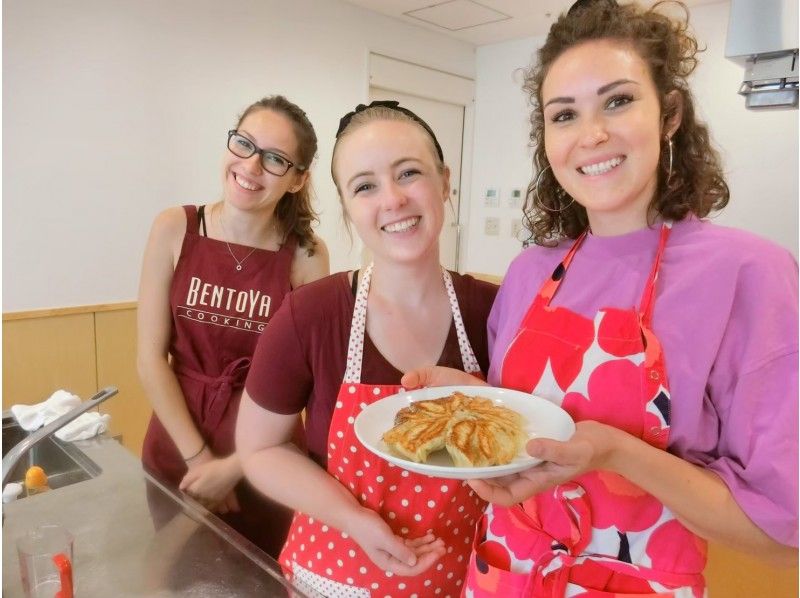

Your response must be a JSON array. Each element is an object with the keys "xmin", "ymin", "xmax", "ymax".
[
  {"xmin": 343, "ymin": 264, "xmax": 373, "ymax": 384},
  {"xmin": 442, "ymin": 270, "xmax": 482, "ymax": 375},
  {"xmin": 292, "ymin": 562, "xmax": 370, "ymax": 597},
  {"xmin": 278, "ymin": 264, "xmax": 488, "ymax": 595},
  {"xmin": 345, "ymin": 265, "xmax": 481, "ymax": 383}
]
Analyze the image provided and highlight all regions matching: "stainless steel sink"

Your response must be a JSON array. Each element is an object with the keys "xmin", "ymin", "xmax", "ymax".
[{"xmin": 2, "ymin": 414, "xmax": 101, "ymax": 495}]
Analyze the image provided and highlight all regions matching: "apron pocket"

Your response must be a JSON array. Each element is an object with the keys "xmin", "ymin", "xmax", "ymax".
[
  {"xmin": 464, "ymin": 539, "xmax": 531, "ymax": 596},
  {"xmin": 565, "ymin": 558, "xmax": 702, "ymax": 598},
  {"xmin": 292, "ymin": 562, "xmax": 371, "ymax": 598},
  {"xmin": 564, "ymin": 586, "xmax": 680, "ymax": 598}
]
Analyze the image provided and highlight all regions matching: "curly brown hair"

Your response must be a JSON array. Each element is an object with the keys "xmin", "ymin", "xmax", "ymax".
[
  {"xmin": 237, "ymin": 95, "xmax": 320, "ymax": 255},
  {"xmin": 522, "ymin": 0, "xmax": 729, "ymax": 245}
]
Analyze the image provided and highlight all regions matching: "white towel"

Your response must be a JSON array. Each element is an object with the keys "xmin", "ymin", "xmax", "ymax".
[
  {"xmin": 54, "ymin": 412, "xmax": 111, "ymax": 441},
  {"xmin": 11, "ymin": 390, "xmax": 80, "ymax": 431},
  {"xmin": 10, "ymin": 389, "xmax": 110, "ymax": 441}
]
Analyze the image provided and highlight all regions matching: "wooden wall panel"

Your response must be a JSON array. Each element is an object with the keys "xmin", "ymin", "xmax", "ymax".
[
  {"xmin": 2, "ymin": 313, "xmax": 97, "ymax": 409},
  {"xmin": 706, "ymin": 543, "xmax": 798, "ymax": 597},
  {"xmin": 95, "ymin": 309, "xmax": 151, "ymax": 457}
]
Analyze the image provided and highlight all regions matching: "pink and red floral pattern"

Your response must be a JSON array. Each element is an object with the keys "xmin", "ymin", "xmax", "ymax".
[{"xmin": 465, "ymin": 225, "xmax": 707, "ymax": 598}]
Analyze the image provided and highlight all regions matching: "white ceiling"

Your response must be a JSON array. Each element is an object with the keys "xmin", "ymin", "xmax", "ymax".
[{"xmin": 342, "ymin": 0, "xmax": 722, "ymax": 46}]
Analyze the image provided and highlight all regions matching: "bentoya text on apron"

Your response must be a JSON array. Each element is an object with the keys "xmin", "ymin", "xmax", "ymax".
[
  {"xmin": 465, "ymin": 223, "xmax": 707, "ymax": 598},
  {"xmin": 282, "ymin": 264, "xmax": 486, "ymax": 598}
]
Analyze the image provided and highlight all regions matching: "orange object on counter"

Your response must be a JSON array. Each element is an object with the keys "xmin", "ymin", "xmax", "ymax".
[{"xmin": 24, "ymin": 466, "xmax": 50, "ymax": 494}]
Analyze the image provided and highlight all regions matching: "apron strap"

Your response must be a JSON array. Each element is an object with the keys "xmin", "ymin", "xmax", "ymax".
[
  {"xmin": 343, "ymin": 264, "xmax": 373, "ymax": 384},
  {"xmin": 443, "ymin": 270, "xmax": 482, "ymax": 375},
  {"xmin": 173, "ymin": 356, "xmax": 251, "ymax": 386},
  {"xmin": 174, "ymin": 356, "xmax": 251, "ymax": 429},
  {"xmin": 540, "ymin": 230, "xmax": 588, "ymax": 305},
  {"xmin": 541, "ymin": 223, "xmax": 672, "ymax": 318},
  {"xmin": 637, "ymin": 222, "xmax": 672, "ymax": 327},
  {"xmin": 182, "ymin": 204, "xmax": 200, "ymax": 235},
  {"xmin": 342, "ymin": 264, "xmax": 482, "ymax": 383}
]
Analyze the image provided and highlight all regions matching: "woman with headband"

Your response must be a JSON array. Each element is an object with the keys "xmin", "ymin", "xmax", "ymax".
[
  {"xmin": 236, "ymin": 100, "xmax": 497, "ymax": 596},
  {"xmin": 404, "ymin": 1, "xmax": 797, "ymax": 595}
]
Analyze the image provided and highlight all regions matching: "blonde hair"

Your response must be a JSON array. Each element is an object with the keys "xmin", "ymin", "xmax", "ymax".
[{"xmin": 331, "ymin": 106, "xmax": 445, "ymax": 195}]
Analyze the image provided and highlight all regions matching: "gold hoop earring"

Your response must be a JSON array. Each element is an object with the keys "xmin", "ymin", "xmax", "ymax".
[
  {"xmin": 666, "ymin": 137, "xmax": 674, "ymax": 185},
  {"xmin": 533, "ymin": 165, "xmax": 575, "ymax": 213}
]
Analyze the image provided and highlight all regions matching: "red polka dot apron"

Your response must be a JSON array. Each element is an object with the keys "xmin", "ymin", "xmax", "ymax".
[
  {"xmin": 281, "ymin": 264, "xmax": 486, "ymax": 597},
  {"xmin": 464, "ymin": 224, "xmax": 707, "ymax": 598}
]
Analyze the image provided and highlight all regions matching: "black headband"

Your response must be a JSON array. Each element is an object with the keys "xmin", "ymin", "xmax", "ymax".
[
  {"xmin": 567, "ymin": 0, "xmax": 618, "ymax": 16},
  {"xmin": 335, "ymin": 100, "xmax": 444, "ymax": 162}
]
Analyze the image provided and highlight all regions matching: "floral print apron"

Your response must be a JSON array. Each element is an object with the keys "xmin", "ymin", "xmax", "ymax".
[
  {"xmin": 282, "ymin": 264, "xmax": 486, "ymax": 597},
  {"xmin": 464, "ymin": 224, "xmax": 707, "ymax": 598}
]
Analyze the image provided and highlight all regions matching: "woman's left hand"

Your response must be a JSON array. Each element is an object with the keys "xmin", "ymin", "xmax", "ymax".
[
  {"xmin": 468, "ymin": 421, "xmax": 620, "ymax": 506},
  {"xmin": 345, "ymin": 506, "xmax": 446, "ymax": 576},
  {"xmin": 179, "ymin": 454, "xmax": 242, "ymax": 514}
]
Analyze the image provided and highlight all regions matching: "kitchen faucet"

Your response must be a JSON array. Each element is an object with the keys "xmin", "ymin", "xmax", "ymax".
[{"xmin": 2, "ymin": 387, "xmax": 118, "ymax": 487}]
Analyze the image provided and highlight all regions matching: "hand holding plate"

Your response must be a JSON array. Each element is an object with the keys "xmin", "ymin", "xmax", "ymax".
[
  {"xmin": 401, "ymin": 366, "xmax": 486, "ymax": 390},
  {"xmin": 467, "ymin": 421, "xmax": 618, "ymax": 505},
  {"xmin": 355, "ymin": 386, "xmax": 576, "ymax": 480}
]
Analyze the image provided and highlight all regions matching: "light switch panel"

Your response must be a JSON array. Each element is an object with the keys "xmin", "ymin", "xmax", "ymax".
[{"xmin": 484, "ymin": 188, "xmax": 500, "ymax": 208}]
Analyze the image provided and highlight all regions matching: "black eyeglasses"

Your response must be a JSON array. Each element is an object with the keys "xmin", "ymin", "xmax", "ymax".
[
  {"xmin": 335, "ymin": 100, "xmax": 444, "ymax": 162},
  {"xmin": 226, "ymin": 130, "xmax": 304, "ymax": 176}
]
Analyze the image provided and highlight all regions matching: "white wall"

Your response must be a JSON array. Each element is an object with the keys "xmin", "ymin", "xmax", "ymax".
[
  {"xmin": 3, "ymin": 0, "xmax": 475, "ymax": 311},
  {"xmin": 464, "ymin": 1, "xmax": 798, "ymax": 276},
  {"xmin": 464, "ymin": 36, "xmax": 542, "ymax": 275}
]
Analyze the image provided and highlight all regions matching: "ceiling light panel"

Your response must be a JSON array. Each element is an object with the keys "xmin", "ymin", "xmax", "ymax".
[{"xmin": 405, "ymin": 0, "xmax": 511, "ymax": 31}]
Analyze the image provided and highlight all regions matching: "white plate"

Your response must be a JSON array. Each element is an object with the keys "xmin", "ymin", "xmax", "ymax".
[{"xmin": 354, "ymin": 385, "xmax": 575, "ymax": 480}]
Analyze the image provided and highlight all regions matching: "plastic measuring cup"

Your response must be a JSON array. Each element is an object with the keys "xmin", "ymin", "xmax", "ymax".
[{"xmin": 17, "ymin": 524, "xmax": 74, "ymax": 598}]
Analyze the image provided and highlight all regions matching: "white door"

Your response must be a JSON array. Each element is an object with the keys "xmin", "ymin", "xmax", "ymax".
[{"xmin": 367, "ymin": 87, "xmax": 465, "ymax": 271}]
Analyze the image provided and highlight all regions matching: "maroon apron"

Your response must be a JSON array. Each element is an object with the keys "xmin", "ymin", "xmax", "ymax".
[
  {"xmin": 142, "ymin": 204, "xmax": 300, "ymax": 558},
  {"xmin": 464, "ymin": 223, "xmax": 707, "ymax": 597}
]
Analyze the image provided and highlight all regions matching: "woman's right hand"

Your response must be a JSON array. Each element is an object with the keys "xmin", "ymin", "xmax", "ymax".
[
  {"xmin": 401, "ymin": 365, "xmax": 487, "ymax": 389},
  {"xmin": 346, "ymin": 507, "xmax": 446, "ymax": 576},
  {"xmin": 179, "ymin": 451, "xmax": 242, "ymax": 515}
]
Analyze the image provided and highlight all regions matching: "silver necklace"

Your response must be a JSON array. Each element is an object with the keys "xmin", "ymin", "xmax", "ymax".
[{"xmin": 217, "ymin": 207, "xmax": 257, "ymax": 271}]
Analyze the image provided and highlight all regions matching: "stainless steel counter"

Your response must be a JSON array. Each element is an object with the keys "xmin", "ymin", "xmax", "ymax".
[{"xmin": 2, "ymin": 435, "xmax": 317, "ymax": 597}]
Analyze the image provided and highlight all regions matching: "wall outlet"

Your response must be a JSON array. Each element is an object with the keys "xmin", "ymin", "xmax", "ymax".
[
  {"xmin": 507, "ymin": 188, "xmax": 524, "ymax": 209},
  {"xmin": 484, "ymin": 216, "xmax": 500, "ymax": 236},
  {"xmin": 511, "ymin": 218, "xmax": 524, "ymax": 240},
  {"xmin": 484, "ymin": 187, "xmax": 500, "ymax": 208}
]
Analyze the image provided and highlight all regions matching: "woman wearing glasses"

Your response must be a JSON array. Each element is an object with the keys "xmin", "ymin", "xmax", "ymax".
[
  {"xmin": 137, "ymin": 95, "xmax": 329, "ymax": 557},
  {"xmin": 236, "ymin": 101, "xmax": 497, "ymax": 596}
]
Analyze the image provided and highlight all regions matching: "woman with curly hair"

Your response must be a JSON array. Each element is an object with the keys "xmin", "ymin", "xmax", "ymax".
[
  {"xmin": 404, "ymin": 0, "xmax": 798, "ymax": 594},
  {"xmin": 138, "ymin": 95, "xmax": 329, "ymax": 557}
]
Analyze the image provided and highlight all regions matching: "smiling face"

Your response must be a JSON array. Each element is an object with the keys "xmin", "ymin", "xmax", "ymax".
[
  {"xmin": 542, "ymin": 39, "xmax": 665, "ymax": 234},
  {"xmin": 221, "ymin": 108, "xmax": 307, "ymax": 213},
  {"xmin": 333, "ymin": 119, "xmax": 449, "ymax": 266}
]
